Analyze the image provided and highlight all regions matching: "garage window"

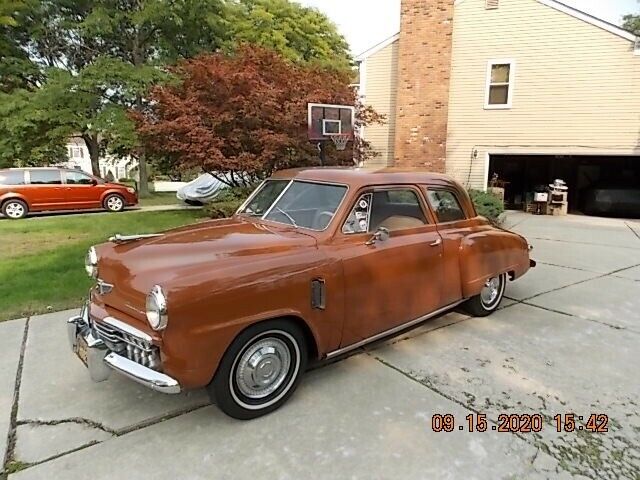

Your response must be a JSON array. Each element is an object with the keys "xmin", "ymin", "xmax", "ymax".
[{"xmin": 485, "ymin": 60, "xmax": 514, "ymax": 109}]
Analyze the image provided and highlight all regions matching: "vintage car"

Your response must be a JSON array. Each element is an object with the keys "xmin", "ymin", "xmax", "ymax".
[{"xmin": 68, "ymin": 168, "xmax": 535, "ymax": 419}]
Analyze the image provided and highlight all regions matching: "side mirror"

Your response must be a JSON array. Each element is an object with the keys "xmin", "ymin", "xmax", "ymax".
[
  {"xmin": 90, "ymin": 179, "xmax": 98, "ymax": 186},
  {"xmin": 365, "ymin": 227, "xmax": 390, "ymax": 246}
]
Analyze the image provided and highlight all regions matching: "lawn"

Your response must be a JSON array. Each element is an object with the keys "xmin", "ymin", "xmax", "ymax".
[
  {"xmin": 138, "ymin": 192, "xmax": 182, "ymax": 207},
  {"xmin": 0, "ymin": 209, "xmax": 207, "ymax": 321}
]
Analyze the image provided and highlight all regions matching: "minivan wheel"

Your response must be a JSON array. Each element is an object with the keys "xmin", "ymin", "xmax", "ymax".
[
  {"xmin": 208, "ymin": 320, "xmax": 308, "ymax": 420},
  {"xmin": 104, "ymin": 194, "xmax": 125, "ymax": 212},
  {"xmin": 462, "ymin": 273, "xmax": 507, "ymax": 317},
  {"xmin": 2, "ymin": 199, "xmax": 28, "ymax": 219}
]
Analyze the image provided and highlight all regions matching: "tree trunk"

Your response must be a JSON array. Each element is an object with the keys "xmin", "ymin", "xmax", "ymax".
[
  {"xmin": 137, "ymin": 151, "xmax": 149, "ymax": 197},
  {"xmin": 132, "ymin": 22, "xmax": 150, "ymax": 197},
  {"xmin": 82, "ymin": 134, "xmax": 101, "ymax": 177}
]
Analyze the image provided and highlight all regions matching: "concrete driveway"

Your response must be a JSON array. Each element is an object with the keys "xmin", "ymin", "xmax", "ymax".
[{"xmin": 1, "ymin": 212, "xmax": 639, "ymax": 480}]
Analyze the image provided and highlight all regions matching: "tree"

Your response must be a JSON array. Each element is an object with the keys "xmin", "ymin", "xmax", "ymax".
[
  {"xmin": 135, "ymin": 46, "xmax": 382, "ymax": 186},
  {"xmin": 0, "ymin": 0, "xmax": 352, "ymax": 195},
  {"xmin": 228, "ymin": 0, "xmax": 351, "ymax": 71},
  {"xmin": 622, "ymin": 14, "xmax": 640, "ymax": 36}
]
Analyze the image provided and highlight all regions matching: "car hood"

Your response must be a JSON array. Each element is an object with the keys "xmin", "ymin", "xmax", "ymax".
[{"xmin": 94, "ymin": 217, "xmax": 317, "ymax": 320}]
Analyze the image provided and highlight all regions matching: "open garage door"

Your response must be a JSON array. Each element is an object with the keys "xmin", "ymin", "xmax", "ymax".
[{"xmin": 489, "ymin": 154, "xmax": 640, "ymax": 218}]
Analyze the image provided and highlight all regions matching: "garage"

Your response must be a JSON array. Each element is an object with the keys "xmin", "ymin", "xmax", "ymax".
[{"xmin": 488, "ymin": 154, "xmax": 640, "ymax": 218}]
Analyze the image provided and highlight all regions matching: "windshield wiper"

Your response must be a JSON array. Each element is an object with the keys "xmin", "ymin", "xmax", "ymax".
[{"xmin": 275, "ymin": 207, "xmax": 298, "ymax": 228}]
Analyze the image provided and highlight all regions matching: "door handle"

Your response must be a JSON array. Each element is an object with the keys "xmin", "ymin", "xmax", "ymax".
[{"xmin": 429, "ymin": 238, "xmax": 442, "ymax": 247}]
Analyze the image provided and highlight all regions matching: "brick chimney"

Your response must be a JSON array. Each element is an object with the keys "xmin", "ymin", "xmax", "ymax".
[{"xmin": 394, "ymin": 0, "xmax": 455, "ymax": 171}]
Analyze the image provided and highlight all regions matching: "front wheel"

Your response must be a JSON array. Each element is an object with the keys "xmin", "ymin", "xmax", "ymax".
[
  {"xmin": 103, "ymin": 194, "xmax": 125, "ymax": 212},
  {"xmin": 208, "ymin": 320, "xmax": 307, "ymax": 420},
  {"xmin": 462, "ymin": 273, "xmax": 507, "ymax": 317}
]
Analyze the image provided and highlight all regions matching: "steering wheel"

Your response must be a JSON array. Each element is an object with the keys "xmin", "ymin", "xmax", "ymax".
[{"xmin": 314, "ymin": 211, "xmax": 335, "ymax": 230}]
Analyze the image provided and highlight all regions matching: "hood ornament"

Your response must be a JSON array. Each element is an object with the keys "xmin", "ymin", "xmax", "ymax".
[{"xmin": 109, "ymin": 233, "xmax": 163, "ymax": 244}]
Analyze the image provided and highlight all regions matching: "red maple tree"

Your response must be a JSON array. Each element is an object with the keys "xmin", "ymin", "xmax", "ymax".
[{"xmin": 135, "ymin": 45, "xmax": 383, "ymax": 186}]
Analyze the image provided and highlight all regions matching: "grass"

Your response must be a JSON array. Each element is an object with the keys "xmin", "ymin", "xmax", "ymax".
[
  {"xmin": 138, "ymin": 192, "xmax": 181, "ymax": 207},
  {"xmin": 0, "ymin": 209, "xmax": 207, "ymax": 321}
]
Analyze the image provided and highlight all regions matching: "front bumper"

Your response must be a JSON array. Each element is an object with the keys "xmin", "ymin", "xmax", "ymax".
[{"xmin": 67, "ymin": 306, "xmax": 181, "ymax": 394}]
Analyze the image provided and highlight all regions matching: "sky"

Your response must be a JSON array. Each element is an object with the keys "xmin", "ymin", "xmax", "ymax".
[{"xmin": 298, "ymin": 0, "xmax": 639, "ymax": 55}]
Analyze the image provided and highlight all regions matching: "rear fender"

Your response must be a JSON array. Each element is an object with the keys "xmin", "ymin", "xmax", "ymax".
[
  {"xmin": 459, "ymin": 230, "xmax": 531, "ymax": 298},
  {"xmin": 0, "ymin": 192, "xmax": 30, "ymax": 208}
]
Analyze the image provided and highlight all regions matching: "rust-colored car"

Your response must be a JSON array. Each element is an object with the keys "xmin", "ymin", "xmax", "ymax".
[
  {"xmin": 0, "ymin": 167, "xmax": 138, "ymax": 219},
  {"xmin": 68, "ymin": 168, "xmax": 534, "ymax": 419}
]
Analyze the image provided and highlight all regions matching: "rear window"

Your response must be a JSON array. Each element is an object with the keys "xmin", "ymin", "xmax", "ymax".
[
  {"xmin": 0, "ymin": 170, "xmax": 25, "ymax": 186},
  {"xmin": 29, "ymin": 170, "xmax": 62, "ymax": 185}
]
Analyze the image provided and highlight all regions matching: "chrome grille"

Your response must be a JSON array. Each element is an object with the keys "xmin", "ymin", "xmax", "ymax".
[{"xmin": 92, "ymin": 320, "xmax": 161, "ymax": 370}]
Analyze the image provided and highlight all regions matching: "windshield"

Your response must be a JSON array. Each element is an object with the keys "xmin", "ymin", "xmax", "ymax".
[{"xmin": 241, "ymin": 180, "xmax": 347, "ymax": 231}]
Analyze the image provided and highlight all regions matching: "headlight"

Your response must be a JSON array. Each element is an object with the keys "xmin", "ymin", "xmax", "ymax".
[
  {"xmin": 146, "ymin": 285, "xmax": 168, "ymax": 331},
  {"xmin": 85, "ymin": 246, "xmax": 98, "ymax": 279},
  {"xmin": 126, "ymin": 187, "xmax": 135, "ymax": 194}
]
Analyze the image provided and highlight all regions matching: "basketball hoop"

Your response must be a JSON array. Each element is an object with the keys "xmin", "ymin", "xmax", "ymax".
[{"xmin": 331, "ymin": 134, "xmax": 351, "ymax": 151}]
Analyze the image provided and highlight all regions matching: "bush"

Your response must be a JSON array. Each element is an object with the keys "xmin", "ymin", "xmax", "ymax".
[
  {"xmin": 117, "ymin": 179, "xmax": 137, "ymax": 190},
  {"xmin": 468, "ymin": 189, "xmax": 504, "ymax": 223},
  {"xmin": 205, "ymin": 200, "xmax": 244, "ymax": 219}
]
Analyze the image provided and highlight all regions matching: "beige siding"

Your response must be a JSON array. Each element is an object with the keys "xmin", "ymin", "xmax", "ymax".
[
  {"xmin": 447, "ymin": 0, "xmax": 640, "ymax": 189},
  {"xmin": 362, "ymin": 41, "xmax": 399, "ymax": 167}
]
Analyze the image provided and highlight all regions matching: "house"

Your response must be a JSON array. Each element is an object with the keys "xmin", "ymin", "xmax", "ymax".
[
  {"xmin": 63, "ymin": 137, "xmax": 138, "ymax": 181},
  {"xmin": 356, "ymin": 0, "xmax": 640, "ymax": 210}
]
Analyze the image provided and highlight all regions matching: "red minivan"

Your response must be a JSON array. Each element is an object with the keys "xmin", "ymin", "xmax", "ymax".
[{"xmin": 0, "ymin": 168, "xmax": 138, "ymax": 219}]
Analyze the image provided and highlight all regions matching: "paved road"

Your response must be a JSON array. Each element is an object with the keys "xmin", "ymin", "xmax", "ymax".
[{"xmin": 1, "ymin": 212, "xmax": 639, "ymax": 479}]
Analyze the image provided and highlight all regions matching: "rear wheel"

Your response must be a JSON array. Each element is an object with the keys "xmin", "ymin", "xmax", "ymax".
[
  {"xmin": 103, "ymin": 194, "xmax": 125, "ymax": 212},
  {"xmin": 462, "ymin": 273, "xmax": 507, "ymax": 317},
  {"xmin": 208, "ymin": 320, "xmax": 307, "ymax": 420},
  {"xmin": 2, "ymin": 199, "xmax": 28, "ymax": 219}
]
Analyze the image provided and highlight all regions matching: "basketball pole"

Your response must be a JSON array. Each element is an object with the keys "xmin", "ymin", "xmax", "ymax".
[{"xmin": 317, "ymin": 142, "xmax": 326, "ymax": 166}]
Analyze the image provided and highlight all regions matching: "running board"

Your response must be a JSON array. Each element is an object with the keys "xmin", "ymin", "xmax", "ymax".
[{"xmin": 325, "ymin": 300, "xmax": 464, "ymax": 360}]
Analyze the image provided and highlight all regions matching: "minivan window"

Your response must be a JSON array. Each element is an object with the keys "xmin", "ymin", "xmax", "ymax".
[
  {"xmin": 29, "ymin": 170, "xmax": 62, "ymax": 185},
  {"xmin": 65, "ymin": 170, "xmax": 94, "ymax": 185},
  {"xmin": 0, "ymin": 170, "xmax": 25, "ymax": 185}
]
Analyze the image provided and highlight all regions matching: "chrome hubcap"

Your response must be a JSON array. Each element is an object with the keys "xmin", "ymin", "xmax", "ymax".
[
  {"xmin": 5, "ymin": 202, "xmax": 24, "ymax": 218},
  {"xmin": 235, "ymin": 337, "xmax": 291, "ymax": 399},
  {"xmin": 480, "ymin": 276, "xmax": 501, "ymax": 306},
  {"xmin": 107, "ymin": 197, "xmax": 123, "ymax": 210}
]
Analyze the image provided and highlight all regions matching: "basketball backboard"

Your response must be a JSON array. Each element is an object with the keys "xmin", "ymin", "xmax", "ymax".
[{"xmin": 307, "ymin": 103, "xmax": 355, "ymax": 142}]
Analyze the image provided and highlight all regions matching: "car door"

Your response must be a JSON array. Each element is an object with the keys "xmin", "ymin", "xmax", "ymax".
[
  {"xmin": 64, "ymin": 170, "xmax": 102, "ymax": 208},
  {"xmin": 333, "ymin": 186, "xmax": 445, "ymax": 348},
  {"xmin": 26, "ymin": 169, "xmax": 66, "ymax": 210},
  {"xmin": 424, "ymin": 188, "xmax": 473, "ymax": 306}
]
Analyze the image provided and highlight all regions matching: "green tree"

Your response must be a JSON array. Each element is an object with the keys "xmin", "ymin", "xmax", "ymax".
[
  {"xmin": 228, "ymin": 0, "xmax": 351, "ymax": 70},
  {"xmin": 0, "ymin": 0, "xmax": 352, "ymax": 195},
  {"xmin": 622, "ymin": 14, "xmax": 640, "ymax": 36}
]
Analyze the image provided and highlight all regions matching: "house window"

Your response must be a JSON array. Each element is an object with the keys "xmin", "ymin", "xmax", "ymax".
[
  {"xmin": 68, "ymin": 146, "xmax": 84, "ymax": 158},
  {"xmin": 485, "ymin": 60, "xmax": 514, "ymax": 109}
]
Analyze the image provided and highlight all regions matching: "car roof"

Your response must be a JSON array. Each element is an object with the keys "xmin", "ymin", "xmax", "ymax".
[
  {"xmin": 1, "ymin": 167, "xmax": 68, "ymax": 170},
  {"xmin": 270, "ymin": 167, "xmax": 461, "ymax": 189}
]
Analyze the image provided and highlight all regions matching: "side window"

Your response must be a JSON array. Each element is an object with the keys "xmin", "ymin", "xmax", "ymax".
[
  {"xmin": 0, "ymin": 170, "xmax": 25, "ymax": 185},
  {"xmin": 427, "ymin": 190, "xmax": 466, "ymax": 223},
  {"xmin": 29, "ymin": 170, "xmax": 62, "ymax": 185},
  {"xmin": 342, "ymin": 193, "xmax": 372, "ymax": 234},
  {"xmin": 65, "ymin": 171, "xmax": 94, "ymax": 185},
  {"xmin": 343, "ymin": 189, "xmax": 428, "ymax": 234}
]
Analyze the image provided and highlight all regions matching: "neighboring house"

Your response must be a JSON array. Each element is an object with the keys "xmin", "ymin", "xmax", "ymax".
[
  {"xmin": 356, "ymin": 0, "xmax": 640, "ymax": 209},
  {"xmin": 63, "ymin": 137, "xmax": 138, "ymax": 180}
]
